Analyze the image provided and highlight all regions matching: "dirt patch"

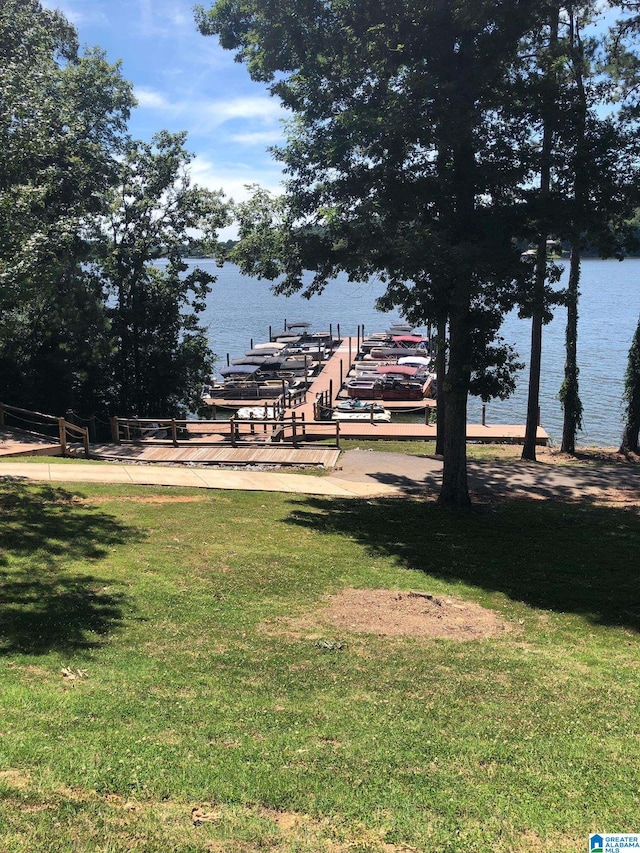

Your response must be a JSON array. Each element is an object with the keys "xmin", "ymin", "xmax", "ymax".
[
  {"xmin": 537, "ymin": 446, "xmax": 640, "ymax": 466},
  {"xmin": 78, "ymin": 495, "xmax": 206, "ymax": 505},
  {"xmin": 271, "ymin": 588, "xmax": 513, "ymax": 641},
  {"xmin": 0, "ymin": 769, "xmax": 31, "ymax": 790}
]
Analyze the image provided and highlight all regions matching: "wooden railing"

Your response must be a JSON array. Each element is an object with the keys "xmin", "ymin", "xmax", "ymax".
[
  {"xmin": 110, "ymin": 415, "xmax": 340, "ymax": 449},
  {"xmin": 0, "ymin": 403, "xmax": 89, "ymax": 457}
]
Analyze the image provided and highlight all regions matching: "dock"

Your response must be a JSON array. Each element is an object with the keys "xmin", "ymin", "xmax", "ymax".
[
  {"xmin": 0, "ymin": 326, "xmax": 548, "ymax": 469},
  {"xmin": 292, "ymin": 337, "xmax": 548, "ymax": 444}
]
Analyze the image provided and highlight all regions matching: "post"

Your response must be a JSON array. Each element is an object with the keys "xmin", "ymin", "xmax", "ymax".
[
  {"xmin": 230, "ymin": 415, "xmax": 237, "ymax": 447},
  {"xmin": 329, "ymin": 322, "xmax": 333, "ymax": 343},
  {"xmin": 349, "ymin": 337, "xmax": 352, "ymax": 368},
  {"xmin": 304, "ymin": 355, "xmax": 308, "ymax": 388},
  {"xmin": 282, "ymin": 379, "xmax": 286, "ymax": 404},
  {"xmin": 482, "ymin": 404, "xmax": 486, "ymax": 426},
  {"xmin": 370, "ymin": 404, "xmax": 374, "ymax": 424},
  {"xmin": 329, "ymin": 379, "xmax": 333, "ymax": 404},
  {"xmin": 111, "ymin": 417, "xmax": 120, "ymax": 443},
  {"xmin": 82, "ymin": 427, "xmax": 90, "ymax": 457},
  {"xmin": 357, "ymin": 325, "xmax": 361, "ymax": 354},
  {"xmin": 250, "ymin": 338, "xmax": 254, "ymax": 350},
  {"xmin": 291, "ymin": 411, "xmax": 298, "ymax": 447},
  {"xmin": 336, "ymin": 420, "xmax": 341, "ymax": 449},
  {"xmin": 337, "ymin": 323, "xmax": 341, "ymax": 341},
  {"xmin": 269, "ymin": 324, "xmax": 272, "ymax": 342},
  {"xmin": 339, "ymin": 359, "xmax": 343, "ymax": 387},
  {"xmin": 171, "ymin": 419, "xmax": 178, "ymax": 446},
  {"xmin": 301, "ymin": 411, "xmax": 306, "ymax": 437},
  {"xmin": 58, "ymin": 417, "xmax": 67, "ymax": 456}
]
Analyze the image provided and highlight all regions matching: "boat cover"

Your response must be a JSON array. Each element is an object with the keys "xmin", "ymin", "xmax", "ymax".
[
  {"xmin": 245, "ymin": 347, "xmax": 281, "ymax": 356},
  {"xmin": 376, "ymin": 365, "xmax": 418, "ymax": 376},
  {"xmin": 253, "ymin": 341, "xmax": 287, "ymax": 350},
  {"xmin": 220, "ymin": 364, "xmax": 262, "ymax": 377},
  {"xmin": 231, "ymin": 356, "xmax": 267, "ymax": 365},
  {"xmin": 398, "ymin": 356, "xmax": 431, "ymax": 367},
  {"xmin": 392, "ymin": 335, "xmax": 426, "ymax": 344}
]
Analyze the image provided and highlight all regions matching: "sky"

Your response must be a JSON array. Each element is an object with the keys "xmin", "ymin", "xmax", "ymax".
[{"xmin": 41, "ymin": 0, "xmax": 289, "ymax": 238}]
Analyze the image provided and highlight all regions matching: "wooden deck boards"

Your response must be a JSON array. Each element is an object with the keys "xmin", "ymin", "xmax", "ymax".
[
  {"xmin": 88, "ymin": 443, "xmax": 341, "ymax": 468},
  {"xmin": 334, "ymin": 422, "xmax": 549, "ymax": 443},
  {"xmin": 0, "ymin": 429, "xmax": 62, "ymax": 457}
]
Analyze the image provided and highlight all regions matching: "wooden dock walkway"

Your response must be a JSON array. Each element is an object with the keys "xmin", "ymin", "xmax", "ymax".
[
  {"xmin": 298, "ymin": 337, "xmax": 548, "ymax": 444},
  {"xmin": 0, "ymin": 429, "xmax": 61, "ymax": 458},
  {"xmin": 86, "ymin": 443, "xmax": 341, "ymax": 468}
]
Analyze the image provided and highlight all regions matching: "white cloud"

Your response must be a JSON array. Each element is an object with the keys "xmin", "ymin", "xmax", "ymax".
[
  {"xmin": 40, "ymin": 0, "xmax": 109, "ymax": 27},
  {"xmin": 134, "ymin": 87, "xmax": 174, "ymax": 110},
  {"xmin": 189, "ymin": 155, "xmax": 283, "ymax": 201},
  {"xmin": 133, "ymin": 89, "xmax": 287, "ymax": 138},
  {"xmin": 229, "ymin": 130, "xmax": 284, "ymax": 146}
]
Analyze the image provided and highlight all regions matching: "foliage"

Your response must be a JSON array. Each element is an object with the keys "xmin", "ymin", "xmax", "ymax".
[
  {"xmin": 198, "ymin": 0, "xmax": 548, "ymax": 506},
  {"xmin": 621, "ymin": 315, "xmax": 640, "ymax": 452},
  {"xmin": 95, "ymin": 132, "xmax": 230, "ymax": 416},
  {"xmin": 0, "ymin": 1, "xmax": 228, "ymax": 418}
]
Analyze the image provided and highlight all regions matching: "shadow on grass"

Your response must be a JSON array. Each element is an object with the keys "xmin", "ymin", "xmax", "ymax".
[
  {"xmin": 284, "ymin": 495, "xmax": 640, "ymax": 631},
  {"xmin": 0, "ymin": 481, "xmax": 142, "ymax": 655}
]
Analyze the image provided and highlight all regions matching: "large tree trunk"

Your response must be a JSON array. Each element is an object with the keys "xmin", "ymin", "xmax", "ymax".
[
  {"xmin": 560, "ymin": 9, "xmax": 586, "ymax": 455},
  {"xmin": 435, "ymin": 316, "xmax": 446, "ymax": 456},
  {"xmin": 522, "ymin": 249, "xmax": 544, "ymax": 461},
  {"xmin": 560, "ymin": 245, "xmax": 582, "ymax": 453},
  {"xmin": 522, "ymin": 7, "xmax": 559, "ymax": 461},
  {"xmin": 438, "ymin": 306, "xmax": 471, "ymax": 508}
]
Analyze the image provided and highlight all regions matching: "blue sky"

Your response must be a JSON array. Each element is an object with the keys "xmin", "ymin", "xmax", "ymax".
[{"xmin": 41, "ymin": 0, "xmax": 288, "ymax": 237}]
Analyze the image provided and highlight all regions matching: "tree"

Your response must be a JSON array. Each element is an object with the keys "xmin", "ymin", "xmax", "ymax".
[
  {"xmin": 0, "ymin": 0, "xmax": 133, "ymax": 301},
  {"xmin": 95, "ymin": 131, "xmax": 230, "ymax": 416},
  {"xmin": 621, "ymin": 316, "xmax": 640, "ymax": 453},
  {"xmin": 0, "ymin": 0, "xmax": 134, "ymax": 413},
  {"xmin": 198, "ymin": 0, "xmax": 544, "ymax": 506}
]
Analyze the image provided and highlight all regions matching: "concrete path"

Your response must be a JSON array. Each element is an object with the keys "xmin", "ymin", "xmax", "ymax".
[
  {"xmin": 332, "ymin": 449, "xmax": 640, "ymax": 501},
  {"xmin": 0, "ymin": 460, "xmax": 402, "ymax": 498},
  {"xmin": 1, "ymin": 451, "xmax": 638, "ymax": 501}
]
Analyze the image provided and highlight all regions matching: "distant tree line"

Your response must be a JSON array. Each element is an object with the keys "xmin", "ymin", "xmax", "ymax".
[
  {"xmin": 198, "ymin": 0, "xmax": 640, "ymax": 505},
  {"xmin": 0, "ymin": 0, "xmax": 229, "ymax": 425}
]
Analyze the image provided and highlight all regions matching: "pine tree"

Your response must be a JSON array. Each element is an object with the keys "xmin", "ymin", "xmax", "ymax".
[{"xmin": 620, "ymin": 316, "xmax": 640, "ymax": 454}]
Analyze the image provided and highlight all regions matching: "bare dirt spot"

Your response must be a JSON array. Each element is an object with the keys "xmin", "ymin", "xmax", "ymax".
[
  {"xmin": 537, "ymin": 446, "xmax": 640, "ymax": 466},
  {"xmin": 78, "ymin": 495, "xmax": 206, "ymax": 505},
  {"xmin": 270, "ymin": 588, "xmax": 513, "ymax": 641},
  {"xmin": 0, "ymin": 769, "xmax": 31, "ymax": 790}
]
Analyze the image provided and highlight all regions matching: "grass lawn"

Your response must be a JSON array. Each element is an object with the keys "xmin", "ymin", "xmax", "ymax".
[
  {"xmin": 0, "ymin": 477, "xmax": 638, "ymax": 852},
  {"xmin": 338, "ymin": 439, "xmax": 523, "ymax": 461}
]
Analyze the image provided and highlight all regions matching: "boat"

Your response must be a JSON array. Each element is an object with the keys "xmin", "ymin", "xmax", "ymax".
[
  {"xmin": 236, "ymin": 405, "xmax": 280, "ymax": 419},
  {"xmin": 332, "ymin": 400, "xmax": 391, "ymax": 422},
  {"xmin": 345, "ymin": 376, "xmax": 429, "ymax": 401}
]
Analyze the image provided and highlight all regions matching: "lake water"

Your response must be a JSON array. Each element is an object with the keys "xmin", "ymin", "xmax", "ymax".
[{"xmin": 196, "ymin": 259, "xmax": 640, "ymax": 447}]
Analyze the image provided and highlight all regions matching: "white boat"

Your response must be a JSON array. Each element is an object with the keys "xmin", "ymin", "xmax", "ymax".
[
  {"xmin": 236, "ymin": 405, "xmax": 279, "ymax": 419},
  {"xmin": 332, "ymin": 400, "xmax": 391, "ymax": 422}
]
